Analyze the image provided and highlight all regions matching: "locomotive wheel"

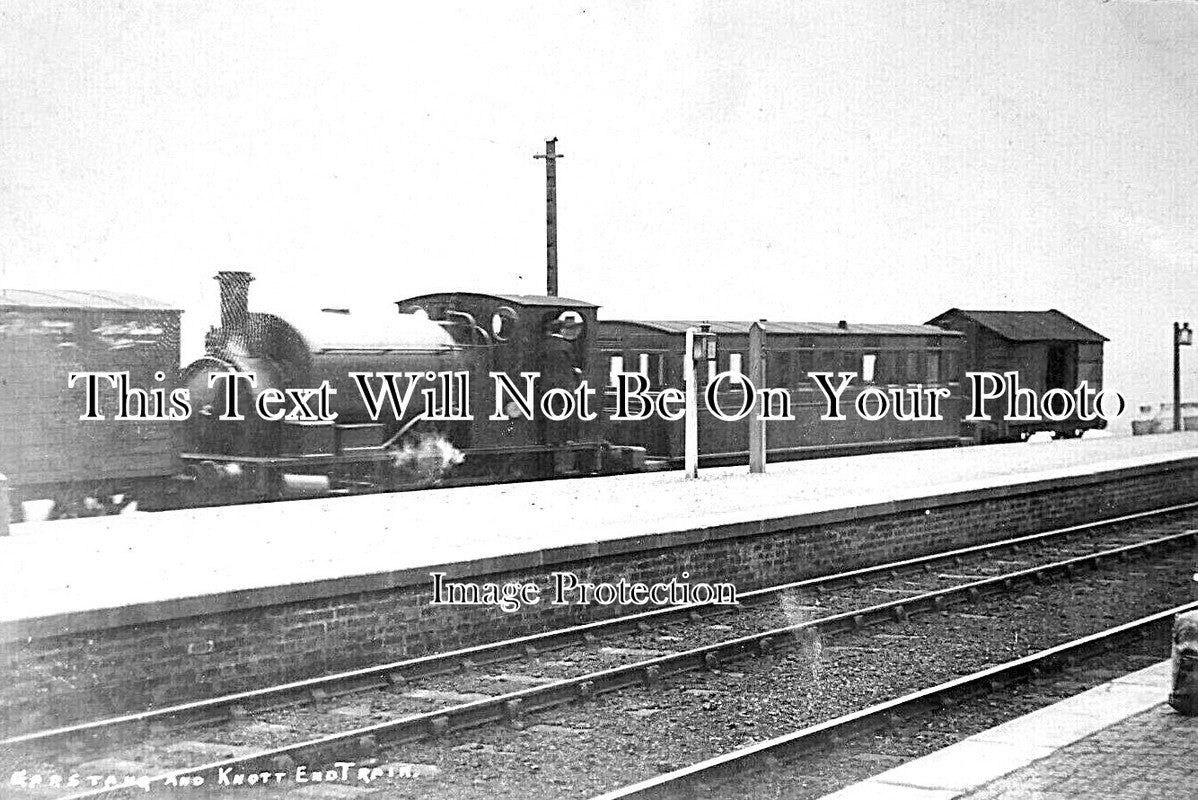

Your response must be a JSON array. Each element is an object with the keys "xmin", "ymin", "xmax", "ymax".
[{"xmin": 497, "ymin": 453, "xmax": 540, "ymax": 482}]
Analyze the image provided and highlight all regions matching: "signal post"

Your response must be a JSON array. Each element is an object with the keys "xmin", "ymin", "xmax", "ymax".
[
  {"xmin": 684, "ymin": 326, "xmax": 716, "ymax": 479},
  {"xmin": 748, "ymin": 321, "xmax": 767, "ymax": 474}
]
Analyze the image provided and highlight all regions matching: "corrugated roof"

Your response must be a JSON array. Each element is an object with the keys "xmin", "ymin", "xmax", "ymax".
[
  {"xmin": 603, "ymin": 320, "xmax": 959, "ymax": 337},
  {"xmin": 929, "ymin": 309, "xmax": 1106, "ymax": 342},
  {"xmin": 0, "ymin": 289, "xmax": 179, "ymax": 312}
]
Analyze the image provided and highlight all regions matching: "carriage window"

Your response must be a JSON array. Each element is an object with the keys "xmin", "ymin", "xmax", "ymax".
[
  {"xmin": 926, "ymin": 352, "xmax": 940, "ymax": 383},
  {"xmin": 609, "ymin": 355, "xmax": 624, "ymax": 386},
  {"xmin": 875, "ymin": 352, "xmax": 891, "ymax": 384},
  {"xmin": 813, "ymin": 349, "xmax": 834, "ymax": 373},
  {"xmin": 945, "ymin": 350, "xmax": 960, "ymax": 382},
  {"xmin": 638, "ymin": 353, "xmax": 650, "ymax": 377},
  {"xmin": 906, "ymin": 351, "xmax": 920, "ymax": 383},
  {"xmin": 862, "ymin": 354, "xmax": 877, "ymax": 383},
  {"xmin": 793, "ymin": 350, "xmax": 808, "ymax": 378},
  {"xmin": 729, "ymin": 353, "xmax": 742, "ymax": 376},
  {"xmin": 707, "ymin": 359, "xmax": 717, "ymax": 385},
  {"xmin": 767, "ymin": 351, "xmax": 792, "ymax": 386}
]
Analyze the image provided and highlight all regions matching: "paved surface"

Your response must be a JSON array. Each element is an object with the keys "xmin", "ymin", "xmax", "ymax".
[
  {"xmin": 2, "ymin": 432, "xmax": 1198, "ymax": 625},
  {"xmin": 824, "ymin": 661, "xmax": 1196, "ymax": 800}
]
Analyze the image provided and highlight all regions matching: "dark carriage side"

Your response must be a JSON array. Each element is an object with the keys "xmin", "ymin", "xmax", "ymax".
[
  {"xmin": 926, "ymin": 308, "xmax": 1107, "ymax": 443},
  {"xmin": 597, "ymin": 319, "xmax": 966, "ymax": 467},
  {"xmin": 0, "ymin": 290, "xmax": 182, "ymax": 519}
]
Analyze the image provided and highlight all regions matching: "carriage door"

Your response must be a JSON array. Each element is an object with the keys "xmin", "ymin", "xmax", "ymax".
[{"xmin": 1045, "ymin": 344, "xmax": 1071, "ymax": 390}]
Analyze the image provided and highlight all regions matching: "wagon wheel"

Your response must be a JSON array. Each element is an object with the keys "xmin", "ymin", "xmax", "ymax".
[{"xmin": 96, "ymin": 493, "xmax": 133, "ymax": 515}]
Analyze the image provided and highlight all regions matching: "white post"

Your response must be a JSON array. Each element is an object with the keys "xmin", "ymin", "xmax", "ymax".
[
  {"xmin": 0, "ymin": 474, "xmax": 7, "ymax": 535},
  {"xmin": 748, "ymin": 321, "xmax": 766, "ymax": 474},
  {"xmin": 684, "ymin": 328, "xmax": 699, "ymax": 478}
]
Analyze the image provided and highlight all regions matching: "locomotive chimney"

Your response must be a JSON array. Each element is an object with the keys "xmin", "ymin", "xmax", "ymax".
[{"xmin": 215, "ymin": 271, "xmax": 254, "ymax": 330}]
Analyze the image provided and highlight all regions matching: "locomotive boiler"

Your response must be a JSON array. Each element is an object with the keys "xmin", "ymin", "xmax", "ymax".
[{"xmin": 175, "ymin": 272, "xmax": 628, "ymax": 507}]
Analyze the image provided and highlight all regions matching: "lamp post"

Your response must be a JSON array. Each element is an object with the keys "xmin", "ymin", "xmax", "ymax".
[{"xmin": 1175, "ymin": 322, "xmax": 1193, "ymax": 432}]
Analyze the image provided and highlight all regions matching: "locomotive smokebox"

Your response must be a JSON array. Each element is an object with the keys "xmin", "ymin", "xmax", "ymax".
[{"xmin": 216, "ymin": 271, "xmax": 254, "ymax": 331}]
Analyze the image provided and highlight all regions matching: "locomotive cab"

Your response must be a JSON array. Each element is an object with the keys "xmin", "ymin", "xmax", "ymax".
[{"xmin": 396, "ymin": 292, "xmax": 631, "ymax": 477}]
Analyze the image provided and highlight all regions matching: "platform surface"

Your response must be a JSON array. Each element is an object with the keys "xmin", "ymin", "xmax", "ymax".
[
  {"xmin": 821, "ymin": 660, "xmax": 1194, "ymax": 800},
  {"xmin": 3, "ymin": 432, "xmax": 1198, "ymax": 628}
]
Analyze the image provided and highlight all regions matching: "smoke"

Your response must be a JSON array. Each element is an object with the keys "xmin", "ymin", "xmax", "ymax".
[
  {"xmin": 389, "ymin": 432, "xmax": 466, "ymax": 484},
  {"xmin": 777, "ymin": 591, "xmax": 824, "ymax": 700}
]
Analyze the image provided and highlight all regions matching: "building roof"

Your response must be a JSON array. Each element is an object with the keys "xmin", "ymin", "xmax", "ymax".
[
  {"xmin": 602, "ymin": 320, "xmax": 959, "ymax": 337},
  {"xmin": 928, "ymin": 309, "xmax": 1106, "ymax": 342},
  {"xmin": 0, "ymin": 289, "xmax": 180, "ymax": 312}
]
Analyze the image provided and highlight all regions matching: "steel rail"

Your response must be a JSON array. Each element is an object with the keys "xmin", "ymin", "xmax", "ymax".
[
  {"xmin": 43, "ymin": 528, "xmax": 1198, "ymax": 799},
  {"xmin": 7, "ymin": 501, "xmax": 1194, "ymax": 750},
  {"xmin": 588, "ymin": 600, "xmax": 1198, "ymax": 800}
]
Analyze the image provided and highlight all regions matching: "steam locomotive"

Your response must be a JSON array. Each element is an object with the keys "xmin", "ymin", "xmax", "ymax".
[{"xmin": 0, "ymin": 272, "xmax": 1106, "ymax": 521}]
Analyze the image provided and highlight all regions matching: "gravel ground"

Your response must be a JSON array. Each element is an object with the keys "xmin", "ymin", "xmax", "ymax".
[
  {"xmin": 708, "ymin": 645, "xmax": 1169, "ymax": 800},
  {"xmin": 8, "ymin": 540, "xmax": 1191, "ymax": 800}
]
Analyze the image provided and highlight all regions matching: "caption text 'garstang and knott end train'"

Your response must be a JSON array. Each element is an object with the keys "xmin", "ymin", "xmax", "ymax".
[{"xmin": 68, "ymin": 370, "xmax": 1126, "ymax": 424}]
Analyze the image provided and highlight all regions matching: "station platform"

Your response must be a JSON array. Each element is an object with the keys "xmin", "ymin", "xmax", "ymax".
[
  {"xmin": 4, "ymin": 432, "xmax": 1198, "ymax": 728},
  {"xmin": 822, "ymin": 660, "xmax": 1194, "ymax": 800},
  {"xmin": 4, "ymin": 432, "xmax": 1198, "ymax": 632}
]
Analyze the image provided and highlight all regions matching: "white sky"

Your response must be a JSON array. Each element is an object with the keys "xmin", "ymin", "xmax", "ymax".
[{"xmin": 2, "ymin": 0, "xmax": 1197, "ymax": 407}]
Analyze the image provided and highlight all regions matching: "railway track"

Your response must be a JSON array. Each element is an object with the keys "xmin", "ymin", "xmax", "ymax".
[
  {"xmin": 590, "ymin": 602, "xmax": 1196, "ymax": 800},
  {"xmin": 5, "ymin": 503, "xmax": 1196, "ymax": 799},
  {"xmin": 7, "ymin": 501, "xmax": 1196, "ymax": 748}
]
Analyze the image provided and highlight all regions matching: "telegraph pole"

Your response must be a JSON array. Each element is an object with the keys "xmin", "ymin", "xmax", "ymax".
[{"xmin": 534, "ymin": 137, "xmax": 564, "ymax": 296}]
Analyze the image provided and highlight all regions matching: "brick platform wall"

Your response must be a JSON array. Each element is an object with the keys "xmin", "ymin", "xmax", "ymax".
[{"xmin": 4, "ymin": 460, "xmax": 1198, "ymax": 734}]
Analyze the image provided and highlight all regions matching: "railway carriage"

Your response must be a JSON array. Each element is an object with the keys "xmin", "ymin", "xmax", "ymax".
[
  {"xmin": 597, "ymin": 319, "xmax": 966, "ymax": 466},
  {"xmin": 926, "ymin": 309, "xmax": 1107, "ymax": 442},
  {"xmin": 0, "ymin": 290, "xmax": 182, "ymax": 519}
]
